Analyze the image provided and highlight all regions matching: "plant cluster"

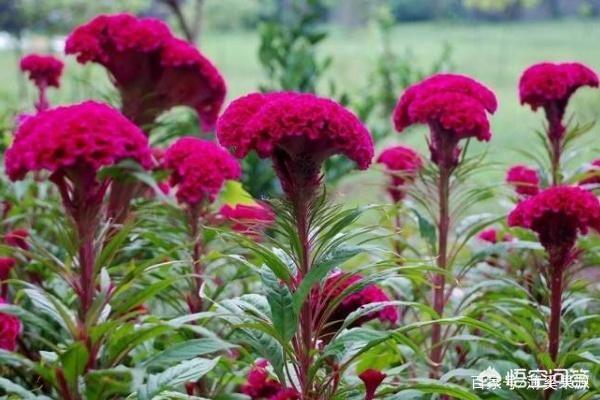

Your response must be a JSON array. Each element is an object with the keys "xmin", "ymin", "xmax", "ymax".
[{"xmin": 0, "ymin": 11, "xmax": 598, "ymax": 400}]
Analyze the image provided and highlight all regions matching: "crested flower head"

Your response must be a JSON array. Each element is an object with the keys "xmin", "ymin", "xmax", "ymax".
[
  {"xmin": 580, "ymin": 158, "xmax": 600, "ymax": 186},
  {"xmin": 65, "ymin": 14, "xmax": 226, "ymax": 130},
  {"xmin": 377, "ymin": 145, "xmax": 423, "ymax": 202},
  {"xmin": 219, "ymin": 203, "xmax": 275, "ymax": 237},
  {"xmin": 508, "ymin": 186, "xmax": 600, "ymax": 251},
  {"xmin": 217, "ymin": 92, "xmax": 373, "ymax": 196},
  {"xmin": 20, "ymin": 54, "xmax": 64, "ymax": 88},
  {"xmin": 4, "ymin": 229, "xmax": 29, "ymax": 251},
  {"xmin": 506, "ymin": 165, "xmax": 540, "ymax": 196},
  {"xmin": 359, "ymin": 369, "xmax": 386, "ymax": 400},
  {"xmin": 0, "ymin": 297, "xmax": 21, "ymax": 351},
  {"xmin": 393, "ymin": 74, "xmax": 497, "ymax": 168},
  {"xmin": 0, "ymin": 258, "xmax": 16, "ymax": 281},
  {"xmin": 519, "ymin": 62, "xmax": 598, "ymax": 111},
  {"xmin": 4, "ymin": 101, "xmax": 152, "ymax": 182},
  {"xmin": 163, "ymin": 137, "xmax": 241, "ymax": 206},
  {"xmin": 519, "ymin": 62, "xmax": 598, "ymax": 140}
]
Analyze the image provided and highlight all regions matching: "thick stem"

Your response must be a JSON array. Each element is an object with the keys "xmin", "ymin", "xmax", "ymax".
[
  {"xmin": 295, "ymin": 192, "xmax": 314, "ymax": 398},
  {"xmin": 429, "ymin": 167, "xmax": 451, "ymax": 379},
  {"xmin": 550, "ymin": 137, "xmax": 561, "ymax": 186},
  {"xmin": 36, "ymin": 84, "xmax": 49, "ymax": 112},
  {"xmin": 548, "ymin": 251, "xmax": 566, "ymax": 363},
  {"xmin": 78, "ymin": 228, "xmax": 95, "ymax": 319}
]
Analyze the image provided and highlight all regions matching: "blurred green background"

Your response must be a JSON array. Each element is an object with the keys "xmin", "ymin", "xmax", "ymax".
[{"xmin": 1, "ymin": 0, "xmax": 599, "ymax": 174}]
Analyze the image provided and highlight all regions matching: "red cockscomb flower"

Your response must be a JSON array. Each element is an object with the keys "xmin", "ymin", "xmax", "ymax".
[
  {"xmin": 393, "ymin": 74, "xmax": 497, "ymax": 168},
  {"xmin": 0, "ymin": 258, "xmax": 15, "ymax": 281},
  {"xmin": 271, "ymin": 388, "xmax": 300, "ymax": 400},
  {"xmin": 477, "ymin": 228, "xmax": 512, "ymax": 244},
  {"xmin": 319, "ymin": 271, "xmax": 398, "ymax": 340},
  {"xmin": 20, "ymin": 54, "xmax": 64, "ymax": 88},
  {"xmin": 4, "ymin": 229, "xmax": 29, "ymax": 251},
  {"xmin": 519, "ymin": 62, "xmax": 598, "ymax": 139},
  {"xmin": 217, "ymin": 92, "xmax": 373, "ymax": 195},
  {"xmin": 508, "ymin": 186, "xmax": 600, "ymax": 251},
  {"xmin": 580, "ymin": 159, "xmax": 600, "ymax": 186},
  {"xmin": 359, "ymin": 369, "xmax": 386, "ymax": 400},
  {"xmin": 0, "ymin": 297, "xmax": 21, "ymax": 351},
  {"xmin": 5, "ymin": 101, "xmax": 152, "ymax": 182},
  {"xmin": 65, "ymin": 14, "xmax": 226, "ymax": 130},
  {"xmin": 377, "ymin": 145, "xmax": 423, "ymax": 202},
  {"xmin": 219, "ymin": 203, "xmax": 275, "ymax": 237},
  {"xmin": 241, "ymin": 359, "xmax": 284, "ymax": 399},
  {"xmin": 163, "ymin": 137, "xmax": 241, "ymax": 206},
  {"xmin": 506, "ymin": 165, "xmax": 540, "ymax": 196}
]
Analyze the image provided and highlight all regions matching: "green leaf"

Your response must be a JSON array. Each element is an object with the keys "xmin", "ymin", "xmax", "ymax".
[
  {"xmin": 386, "ymin": 379, "xmax": 481, "ymax": 400},
  {"xmin": 411, "ymin": 209, "xmax": 437, "ymax": 250},
  {"xmin": 84, "ymin": 367, "xmax": 136, "ymax": 400},
  {"xmin": 0, "ymin": 377, "xmax": 53, "ymax": 400},
  {"xmin": 142, "ymin": 338, "xmax": 237, "ymax": 369},
  {"xmin": 60, "ymin": 342, "xmax": 89, "ymax": 388},
  {"xmin": 138, "ymin": 357, "xmax": 220, "ymax": 400},
  {"xmin": 261, "ymin": 268, "xmax": 298, "ymax": 342},
  {"xmin": 219, "ymin": 180, "xmax": 256, "ymax": 206}
]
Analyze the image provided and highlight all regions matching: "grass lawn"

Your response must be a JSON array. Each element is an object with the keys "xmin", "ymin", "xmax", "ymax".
[{"xmin": 1, "ymin": 19, "xmax": 599, "ymax": 183}]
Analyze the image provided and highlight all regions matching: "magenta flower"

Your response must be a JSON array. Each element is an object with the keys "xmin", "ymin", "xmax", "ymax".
[
  {"xmin": 508, "ymin": 186, "xmax": 600, "ymax": 251},
  {"xmin": 241, "ymin": 359, "xmax": 286, "ymax": 399},
  {"xmin": 20, "ymin": 54, "xmax": 64, "ymax": 111},
  {"xmin": 393, "ymin": 74, "xmax": 497, "ymax": 168},
  {"xmin": 377, "ymin": 145, "xmax": 423, "ymax": 202},
  {"xmin": 506, "ymin": 165, "xmax": 540, "ymax": 196},
  {"xmin": 580, "ymin": 159, "xmax": 600, "ymax": 186},
  {"xmin": 65, "ymin": 14, "xmax": 226, "ymax": 130},
  {"xmin": 20, "ymin": 54, "xmax": 63, "ymax": 88},
  {"xmin": 508, "ymin": 186, "xmax": 600, "ymax": 362},
  {"xmin": 219, "ymin": 203, "xmax": 275, "ymax": 237},
  {"xmin": 0, "ymin": 297, "xmax": 21, "ymax": 351},
  {"xmin": 163, "ymin": 137, "xmax": 241, "ymax": 207},
  {"xmin": 5, "ymin": 102, "xmax": 152, "ymax": 315},
  {"xmin": 271, "ymin": 388, "xmax": 300, "ymax": 400},
  {"xmin": 519, "ymin": 62, "xmax": 598, "ymax": 140},
  {"xmin": 0, "ymin": 258, "xmax": 15, "ymax": 281},
  {"xmin": 359, "ymin": 369, "xmax": 386, "ymax": 400},
  {"xmin": 477, "ymin": 228, "xmax": 512, "ymax": 244},
  {"xmin": 318, "ymin": 271, "xmax": 398, "ymax": 341},
  {"xmin": 217, "ymin": 92, "xmax": 373, "ymax": 196},
  {"xmin": 4, "ymin": 229, "xmax": 29, "ymax": 251}
]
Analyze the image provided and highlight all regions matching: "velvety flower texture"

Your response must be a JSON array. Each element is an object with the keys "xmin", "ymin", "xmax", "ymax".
[
  {"xmin": 580, "ymin": 159, "xmax": 600, "ymax": 185},
  {"xmin": 393, "ymin": 74, "xmax": 497, "ymax": 168},
  {"xmin": 5, "ymin": 101, "xmax": 153, "ymax": 182},
  {"xmin": 65, "ymin": 14, "xmax": 226, "ymax": 130},
  {"xmin": 217, "ymin": 92, "xmax": 373, "ymax": 194},
  {"xmin": 4, "ymin": 229, "xmax": 29, "ymax": 251},
  {"xmin": 241, "ymin": 359, "xmax": 299, "ymax": 400},
  {"xmin": 0, "ymin": 297, "xmax": 21, "ymax": 351},
  {"xmin": 219, "ymin": 203, "xmax": 275, "ymax": 236},
  {"xmin": 519, "ymin": 62, "xmax": 598, "ymax": 139},
  {"xmin": 508, "ymin": 186, "xmax": 600, "ymax": 251},
  {"xmin": 163, "ymin": 137, "xmax": 241, "ymax": 206},
  {"xmin": 359, "ymin": 369, "xmax": 386, "ymax": 400},
  {"xmin": 20, "ymin": 54, "xmax": 64, "ymax": 88},
  {"xmin": 321, "ymin": 272, "xmax": 398, "ymax": 333},
  {"xmin": 506, "ymin": 165, "xmax": 540, "ymax": 196},
  {"xmin": 377, "ymin": 145, "xmax": 423, "ymax": 202}
]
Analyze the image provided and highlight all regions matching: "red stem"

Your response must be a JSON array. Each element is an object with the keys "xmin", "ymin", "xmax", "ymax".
[
  {"xmin": 548, "ymin": 251, "xmax": 565, "ymax": 363},
  {"xmin": 429, "ymin": 167, "xmax": 451, "ymax": 379},
  {"xmin": 35, "ymin": 83, "xmax": 49, "ymax": 112}
]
